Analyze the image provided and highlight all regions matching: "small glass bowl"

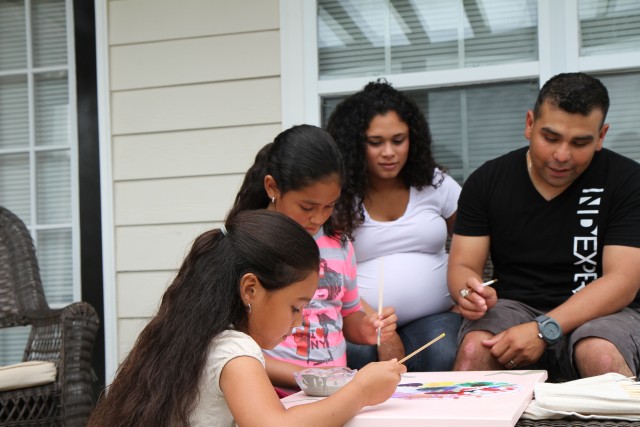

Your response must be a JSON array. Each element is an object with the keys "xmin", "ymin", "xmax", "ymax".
[{"xmin": 294, "ymin": 367, "xmax": 357, "ymax": 397}]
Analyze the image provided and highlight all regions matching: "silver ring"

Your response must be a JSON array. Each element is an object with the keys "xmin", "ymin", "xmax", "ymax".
[
  {"xmin": 507, "ymin": 360, "xmax": 516, "ymax": 368},
  {"xmin": 459, "ymin": 289, "xmax": 470, "ymax": 298}
]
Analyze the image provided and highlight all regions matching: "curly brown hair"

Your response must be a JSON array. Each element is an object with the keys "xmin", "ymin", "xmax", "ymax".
[{"xmin": 326, "ymin": 80, "xmax": 444, "ymax": 239}]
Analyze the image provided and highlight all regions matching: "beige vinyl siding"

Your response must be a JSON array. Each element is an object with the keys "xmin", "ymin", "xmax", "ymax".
[
  {"xmin": 114, "ymin": 222, "xmax": 211, "ymax": 359},
  {"xmin": 115, "ymin": 223, "xmax": 209, "ymax": 273},
  {"xmin": 112, "ymin": 124, "xmax": 281, "ymax": 180},
  {"xmin": 114, "ymin": 175, "xmax": 243, "ymax": 225},
  {"xmin": 108, "ymin": 0, "xmax": 279, "ymax": 45},
  {"xmin": 117, "ymin": 318, "xmax": 150, "ymax": 363},
  {"xmin": 107, "ymin": 0, "xmax": 282, "ymax": 361},
  {"xmin": 111, "ymin": 79, "xmax": 281, "ymax": 134},
  {"xmin": 110, "ymin": 31, "xmax": 281, "ymax": 91},
  {"xmin": 117, "ymin": 271, "xmax": 175, "ymax": 318}
]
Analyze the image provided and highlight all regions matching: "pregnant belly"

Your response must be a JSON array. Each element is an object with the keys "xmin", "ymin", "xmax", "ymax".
[{"xmin": 357, "ymin": 252, "xmax": 453, "ymax": 326}]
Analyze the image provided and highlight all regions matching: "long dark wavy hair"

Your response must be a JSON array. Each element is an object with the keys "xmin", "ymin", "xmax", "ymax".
[
  {"xmin": 87, "ymin": 210, "xmax": 319, "ymax": 427},
  {"xmin": 226, "ymin": 124, "xmax": 346, "ymax": 240},
  {"xmin": 326, "ymin": 80, "xmax": 444, "ymax": 239}
]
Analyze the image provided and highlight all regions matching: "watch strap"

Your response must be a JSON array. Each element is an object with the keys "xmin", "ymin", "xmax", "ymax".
[
  {"xmin": 534, "ymin": 314, "xmax": 562, "ymax": 344},
  {"xmin": 534, "ymin": 314, "xmax": 549, "ymax": 323}
]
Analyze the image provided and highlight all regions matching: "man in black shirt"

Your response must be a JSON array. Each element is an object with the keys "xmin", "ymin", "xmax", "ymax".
[{"xmin": 448, "ymin": 72, "xmax": 640, "ymax": 380}]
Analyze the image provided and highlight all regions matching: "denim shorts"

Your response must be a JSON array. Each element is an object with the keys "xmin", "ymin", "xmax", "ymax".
[{"xmin": 458, "ymin": 299, "xmax": 640, "ymax": 380}]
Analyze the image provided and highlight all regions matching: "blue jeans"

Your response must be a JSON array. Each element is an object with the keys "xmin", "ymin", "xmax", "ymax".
[{"xmin": 347, "ymin": 311, "xmax": 462, "ymax": 371}]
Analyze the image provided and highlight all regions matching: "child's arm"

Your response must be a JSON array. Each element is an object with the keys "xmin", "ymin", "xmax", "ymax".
[
  {"xmin": 263, "ymin": 354, "xmax": 303, "ymax": 388},
  {"xmin": 221, "ymin": 356, "xmax": 406, "ymax": 427}
]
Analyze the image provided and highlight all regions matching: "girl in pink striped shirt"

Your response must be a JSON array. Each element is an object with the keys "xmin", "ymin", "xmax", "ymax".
[{"xmin": 227, "ymin": 124, "xmax": 399, "ymax": 396}]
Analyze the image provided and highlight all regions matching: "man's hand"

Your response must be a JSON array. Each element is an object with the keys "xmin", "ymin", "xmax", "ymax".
[
  {"xmin": 481, "ymin": 322, "xmax": 546, "ymax": 368},
  {"xmin": 457, "ymin": 277, "xmax": 498, "ymax": 320}
]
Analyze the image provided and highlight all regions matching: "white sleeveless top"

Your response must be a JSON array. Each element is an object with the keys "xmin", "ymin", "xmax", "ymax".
[{"xmin": 190, "ymin": 329, "xmax": 264, "ymax": 426}]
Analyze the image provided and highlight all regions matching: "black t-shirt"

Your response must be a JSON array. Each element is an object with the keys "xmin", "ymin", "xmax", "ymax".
[{"xmin": 455, "ymin": 146, "xmax": 640, "ymax": 310}]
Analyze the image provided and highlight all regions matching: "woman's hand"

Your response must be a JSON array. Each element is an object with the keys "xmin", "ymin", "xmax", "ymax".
[{"xmin": 361, "ymin": 306, "xmax": 398, "ymax": 345}]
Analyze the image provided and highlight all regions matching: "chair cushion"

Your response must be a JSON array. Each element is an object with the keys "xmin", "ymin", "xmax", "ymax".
[{"xmin": 0, "ymin": 361, "xmax": 56, "ymax": 391}]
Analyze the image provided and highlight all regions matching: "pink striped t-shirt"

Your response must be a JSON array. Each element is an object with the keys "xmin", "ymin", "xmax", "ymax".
[{"xmin": 264, "ymin": 228, "xmax": 362, "ymax": 368}]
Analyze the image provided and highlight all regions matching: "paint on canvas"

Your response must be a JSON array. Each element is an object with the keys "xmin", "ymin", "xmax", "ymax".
[{"xmin": 392, "ymin": 381, "xmax": 520, "ymax": 399}]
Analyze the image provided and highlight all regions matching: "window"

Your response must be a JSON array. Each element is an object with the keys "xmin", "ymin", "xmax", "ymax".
[
  {"xmin": 0, "ymin": 0, "xmax": 79, "ymax": 364},
  {"xmin": 318, "ymin": 0, "xmax": 538, "ymax": 79},
  {"xmin": 579, "ymin": 0, "xmax": 640, "ymax": 57},
  {"xmin": 578, "ymin": 1, "xmax": 640, "ymax": 162},
  {"xmin": 596, "ymin": 72, "xmax": 640, "ymax": 161},
  {"xmin": 291, "ymin": 0, "xmax": 640, "ymax": 181},
  {"xmin": 323, "ymin": 81, "xmax": 539, "ymax": 182}
]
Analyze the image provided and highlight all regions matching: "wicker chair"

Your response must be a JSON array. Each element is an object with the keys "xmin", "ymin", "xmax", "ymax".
[{"xmin": 0, "ymin": 206, "xmax": 100, "ymax": 426}]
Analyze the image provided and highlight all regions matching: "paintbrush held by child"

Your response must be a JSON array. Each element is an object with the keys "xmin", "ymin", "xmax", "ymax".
[
  {"xmin": 87, "ymin": 210, "xmax": 405, "ymax": 427},
  {"xmin": 227, "ymin": 124, "xmax": 400, "ymax": 396},
  {"xmin": 327, "ymin": 80, "xmax": 463, "ymax": 372}
]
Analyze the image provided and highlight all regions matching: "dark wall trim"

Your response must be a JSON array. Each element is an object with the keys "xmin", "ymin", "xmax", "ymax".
[{"xmin": 74, "ymin": 0, "xmax": 105, "ymax": 397}]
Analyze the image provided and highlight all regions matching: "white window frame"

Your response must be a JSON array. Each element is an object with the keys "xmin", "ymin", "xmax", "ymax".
[
  {"xmin": 280, "ymin": 0, "xmax": 640, "ymax": 128},
  {"xmin": 94, "ymin": 0, "xmax": 117, "ymax": 384},
  {"xmin": 0, "ymin": 0, "xmax": 81, "ymax": 364},
  {"xmin": 0, "ymin": 0, "xmax": 81, "ymax": 304}
]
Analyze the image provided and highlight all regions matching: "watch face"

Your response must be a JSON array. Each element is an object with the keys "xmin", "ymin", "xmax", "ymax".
[{"xmin": 542, "ymin": 321, "xmax": 562, "ymax": 340}]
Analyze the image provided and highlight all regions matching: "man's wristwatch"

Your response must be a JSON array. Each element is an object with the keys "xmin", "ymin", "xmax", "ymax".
[{"xmin": 534, "ymin": 315, "xmax": 563, "ymax": 345}]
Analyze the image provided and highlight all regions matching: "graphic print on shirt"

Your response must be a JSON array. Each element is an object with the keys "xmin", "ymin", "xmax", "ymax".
[
  {"xmin": 572, "ymin": 188, "xmax": 603, "ymax": 294},
  {"xmin": 293, "ymin": 258, "xmax": 342, "ymax": 365}
]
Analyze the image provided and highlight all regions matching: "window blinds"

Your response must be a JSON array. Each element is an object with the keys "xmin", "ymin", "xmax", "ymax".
[
  {"xmin": 317, "ymin": 0, "xmax": 538, "ymax": 79},
  {"xmin": 319, "ymin": 1, "xmax": 640, "ymax": 182},
  {"xmin": 579, "ymin": 0, "xmax": 640, "ymax": 56},
  {"xmin": 0, "ymin": 0, "xmax": 75, "ymax": 364},
  {"xmin": 322, "ymin": 81, "xmax": 538, "ymax": 184},
  {"xmin": 578, "ymin": 0, "xmax": 640, "ymax": 161},
  {"xmin": 597, "ymin": 73, "xmax": 640, "ymax": 161}
]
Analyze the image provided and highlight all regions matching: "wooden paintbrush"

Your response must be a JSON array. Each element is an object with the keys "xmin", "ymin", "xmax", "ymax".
[{"xmin": 397, "ymin": 332, "xmax": 446, "ymax": 365}]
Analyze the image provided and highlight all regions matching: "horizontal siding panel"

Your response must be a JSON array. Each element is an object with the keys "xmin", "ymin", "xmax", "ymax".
[
  {"xmin": 111, "ymin": 78, "xmax": 281, "ymax": 135},
  {"xmin": 116, "ymin": 222, "xmax": 216, "ymax": 272},
  {"xmin": 117, "ymin": 271, "xmax": 175, "ymax": 318},
  {"xmin": 111, "ymin": 31, "xmax": 280, "ymax": 91},
  {"xmin": 109, "ymin": 0, "xmax": 279, "ymax": 45},
  {"xmin": 114, "ymin": 175, "xmax": 243, "ymax": 226},
  {"xmin": 118, "ymin": 318, "xmax": 150, "ymax": 363},
  {"xmin": 113, "ymin": 124, "xmax": 280, "ymax": 180}
]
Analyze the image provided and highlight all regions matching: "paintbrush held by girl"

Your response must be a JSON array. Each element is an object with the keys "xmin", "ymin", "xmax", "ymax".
[
  {"xmin": 87, "ymin": 210, "xmax": 405, "ymax": 427},
  {"xmin": 226, "ymin": 124, "xmax": 401, "ymax": 396},
  {"xmin": 327, "ymin": 80, "xmax": 463, "ymax": 372}
]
